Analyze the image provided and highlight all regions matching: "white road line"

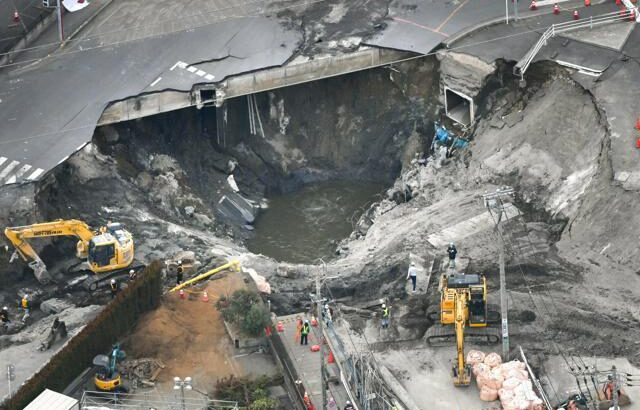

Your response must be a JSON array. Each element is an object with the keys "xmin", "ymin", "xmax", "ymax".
[
  {"xmin": 204, "ymin": 74, "xmax": 215, "ymax": 81},
  {"xmin": 187, "ymin": 66, "xmax": 197, "ymax": 73},
  {"xmin": 27, "ymin": 168, "xmax": 44, "ymax": 181},
  {"xmin": 0, "ymin": 160, "xmax": 20, "ymax": 180},
  {"xmin": 12, "ymin": 164, "xmax": 31, "ymax": 180},
  {"xmin": 195, "ymin": 70, "xmax": 206, "ymax": 77},
  {"xmin": 57, "ymin": 155, "xmax": 70, "ymax": 165},
  {"xmin": 0, "ymin": 157, "xmax": 6, "ymax": 167},
  {"xmin": 170, "ymin": 61, "xmax": 187, "ymax": 71},
  {"xmin": 76, "ymin": 142, "xmax": 88, "ymax": 151},
  {"xmin": 150, "ymin": 76, "xmax": 162, "ymax": 87}
]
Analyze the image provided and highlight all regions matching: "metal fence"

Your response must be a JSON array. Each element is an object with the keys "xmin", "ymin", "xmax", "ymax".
[
  {"xmin": 514, "ymin": 9, "xmax": 637, "ymax": 79},
  {"xmin": 80, "ymin": 391, "xmax": 238, "ymax": 410}
]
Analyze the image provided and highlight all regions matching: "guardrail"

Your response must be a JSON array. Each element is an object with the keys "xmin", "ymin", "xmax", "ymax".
[
  {"xmin": 514, "ymin": 9, "xmax": 636, "ymax": 79},
  {"xmin": 80, "ymin": 391, "xmax": 239, "ymax": 409}
]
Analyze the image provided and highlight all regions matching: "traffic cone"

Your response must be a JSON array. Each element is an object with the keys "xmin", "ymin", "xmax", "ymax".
[
  {"xmin": 328, "ymin": 350, "xmax": 335, "ymax": 364},
  {"xmin": 277, "ymin": 321, "xmax": 284, "ymax": 332},
  {"xmin": 12, "ymin": 10, "xmax": 19, "ymax": 23},
  {"xmin": 201, "ymin": 291, "xmax": 209, "ymax": 302},
  {"xmin": 179, "ymin": 289, "xmax": 186, "ymax": 299},
  {"xmin": 265, "ymin": 325, "xmax": 272, "ymax": 337},
  {"xmin": 616, "ymin": 0, "xmax": 622, "ymax": 5},
  {"xmin": 310, "ymin": 317, "xmax": 318, "ymax": 327},
  {"xmin": 573, "ymin": 9, "xmax": 580, "ymax": 19},
  {"xmin": 635, "ymin": 117, "xmax": 640, "ymax": 130},
  {"xmin": 636, "ymin": 137, "xmax": 640, "ymax": 149},
  {"xmin": 529, "ymin": 0, "xmax": 537, "ymax": 10},
  {"xmin": 553, "ymin": 4, "xmax": 560, "ymax": 14},
  {"xmin": 584, "ymin": 0, "xmax": 591, "ymax": 6}
]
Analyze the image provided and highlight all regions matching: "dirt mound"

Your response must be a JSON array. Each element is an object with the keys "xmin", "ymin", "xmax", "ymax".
[{"xmin": 123, "ymin": 273, "xmax": 248, "ymax": 390}]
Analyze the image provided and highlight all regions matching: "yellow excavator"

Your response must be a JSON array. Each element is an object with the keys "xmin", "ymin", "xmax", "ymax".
[
  {"xmin": 4, "ymin": 219, "xmax": 135, "ymax": 287},
  {"xmin": 426, "ymin": 273, "xmax": 500, "ymax": 386}
]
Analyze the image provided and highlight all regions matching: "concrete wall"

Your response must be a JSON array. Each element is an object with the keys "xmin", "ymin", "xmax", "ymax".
[{"xmin": 98, "ymin": 48, "xmax": 416, "ymax": 125}]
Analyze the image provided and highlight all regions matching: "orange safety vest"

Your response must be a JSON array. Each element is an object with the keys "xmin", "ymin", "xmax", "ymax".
[{"xmin": 21, "ymin": 298, "xmax": 29, "ymax": 309}]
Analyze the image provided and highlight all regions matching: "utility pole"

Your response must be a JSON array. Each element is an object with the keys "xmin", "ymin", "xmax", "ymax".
[
  {"xmin": 483, "ymin": 187, "xmax": 514, "ymax": 361},
  {"xmin": 315, "ymin": 260, "xmax": 327, "ymax": 410},
  {"xmin": 612, "ymin": 366, "xmax": 619, "ymax": 410},
  {"xmin": 56, "ymin": 0, "xmax": 64, "ymax": 43}
]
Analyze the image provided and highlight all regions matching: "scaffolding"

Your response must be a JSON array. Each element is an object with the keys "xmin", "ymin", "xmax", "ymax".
[{"xmin": 80, "ymin": 391, "xmax": 238, "ymax": 410}]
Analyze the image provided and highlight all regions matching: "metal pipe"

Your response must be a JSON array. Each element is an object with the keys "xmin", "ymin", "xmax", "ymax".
[{"xmin": 169, "ymin": 260, "xmax": 241, "ymax": 292}]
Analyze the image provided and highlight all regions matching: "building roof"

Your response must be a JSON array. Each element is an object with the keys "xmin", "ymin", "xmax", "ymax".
[{"xmin": 24, "ymin": 389, "xmax": 78, "ymax": 410}]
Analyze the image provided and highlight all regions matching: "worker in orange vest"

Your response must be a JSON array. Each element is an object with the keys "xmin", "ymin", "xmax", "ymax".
[{"xmin": 603, "ymin": 374, "xmax": 620, "ymax": 400}]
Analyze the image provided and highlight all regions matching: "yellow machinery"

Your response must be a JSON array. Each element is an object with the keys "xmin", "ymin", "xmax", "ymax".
[
  {"xmin": 169, "ymin": 260, "xmax": 241, "ymax": 293},
  {"xmin": 93, "ymin": 344, "xmax": 126, "ymax": 392},
  {"xmin": 426, "ymin": 273, "xmax": 500, "ymax": 386},
  {"xmin": 4, "ymin": 219, "xmax": 134, "ymax": 285}
]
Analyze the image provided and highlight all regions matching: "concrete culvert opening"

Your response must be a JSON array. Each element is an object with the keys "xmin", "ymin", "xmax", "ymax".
[{"xmin": 444, "ymin": 86, "xmax": 474, "ymax": 127}]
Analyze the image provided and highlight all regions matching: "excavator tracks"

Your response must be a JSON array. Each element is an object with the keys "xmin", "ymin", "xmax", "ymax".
[
  {"xmin": 427, "ymin": 309, "xmax": 501, "ymax": 325},
  {"xmin": 425, "ymin": 324, "xmax": 501, "ymax": 346}
]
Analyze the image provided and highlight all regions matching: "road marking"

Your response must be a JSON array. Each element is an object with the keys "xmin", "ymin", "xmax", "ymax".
[
  {"xmin": 205, "ymin": 74, "xmax": 215, "ymax": 81},
  {"xmin": 436, "ymin": 0, "xmax": 469, "ymax": 32},
  {"xmin": 27, "ymin": 168, "xmax": 44, "ymax": 181},
  {"xmin": 170, "ymin": 61, "xmax": 188, "ymax": 71},
  {"xmin": 0, "ymin": 157, "xmax": 6, "ymax": 167},
  {"xmin": 11, "ymin": 164, "xmax": 32, "ymax": 180},
  {"xmin": 0, "ymin": 160, "xmax": 20, "ymax": 180},
  {"xmin": 150, "ymin": 76, "xmax": 162, "ymax": 87},
  {"xmin": 57, "ymin": 155, "xmax": 70, "ymax": 165},
  {"xmin": 187, "ymin": 66, "xmax": 197, "ymax": 73},
  {"xmin": 392, "ymin": 17, "xmax": 448, "ymax": 37},
  {"xmin": 195, "ymin": 70, "xmax": 206, "ymax": 77},
  {"xmin": 76, "ymin": 142, "xmax": 88, "ymax": 151}
]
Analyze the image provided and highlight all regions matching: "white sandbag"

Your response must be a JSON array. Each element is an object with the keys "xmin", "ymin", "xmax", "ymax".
[
  {"xmin": 476, "ymin": 371, "xmax": 489, "ymax": 389},
  {"xmin": 484, "ymin": 352, "xmax": 502, "ymax": 368},
  {"xmin": 529, "ymin": 398, "xmax": 544, "ymax": 410},
  {"xmin": 480, "ymin": 386, "xmax": 499, "ymax": 402},
  {"xmin": 504, "ymin": 368, "xmax": 529, "ymax": 381},
  {"xmin": 484, "ymin": 368, "xmax": 504, "ymax": 390},
  {"xmin": 467, "ymin": 350, "xmax": 486, "ymax": 365},
  {"xmin": 514, "ymin": 398, "xmax": 531, "ymax": 410},
  {"xmin": 502, "ymin": 377, "xmax": 521, "ymax": 391},
  {"xmin": 499, "ymin": 388, "xmax": 515, "ymax": 401},
  {"xmin": 473, "ymin": 363, "xmax": 491, "ymax": 377}
]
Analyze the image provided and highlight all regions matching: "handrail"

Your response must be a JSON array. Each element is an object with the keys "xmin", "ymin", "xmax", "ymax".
[{"xmin": 514, "ymin": 9, "xmax": 635, "ymax": 79}]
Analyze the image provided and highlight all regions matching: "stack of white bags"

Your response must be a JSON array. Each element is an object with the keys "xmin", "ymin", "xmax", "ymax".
[{"xmin": 467, "ymin": 350, "xmax": 544, "ymax": 410}]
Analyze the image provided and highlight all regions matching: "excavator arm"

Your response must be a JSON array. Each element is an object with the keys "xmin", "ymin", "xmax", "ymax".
[
  {"xmin": 4, "ymin": 219, "xmax": 96, "ymax": 283},
  {"xmin": 453, "ymin": 290, "xmax": 471, "ymax": 386}
]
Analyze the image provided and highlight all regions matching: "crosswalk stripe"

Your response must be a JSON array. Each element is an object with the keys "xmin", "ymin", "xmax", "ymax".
[
  {"xmin": 12, "ymin": 164, "xmax": 32, "ymax": 180},
  {"xmin": 0, "ymin": 160, "xmax": 20, "ymax": 180},
  {"xmin": 27, "ymin": 168, "xmax": 44, "ymax": 181},
  {"xmin": 0, "ymin": 157, "xmax": 6, "ymax": 167}
]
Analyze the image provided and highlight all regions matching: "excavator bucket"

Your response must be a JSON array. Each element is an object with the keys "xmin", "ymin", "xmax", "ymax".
[{"xmin": 28, "ymin": 259, "xmax": 51, "ymax": 284}]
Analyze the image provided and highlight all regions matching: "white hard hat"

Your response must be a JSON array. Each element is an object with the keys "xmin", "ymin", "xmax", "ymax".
[
  {"xmin": 450, "ymin": 242, "xmax": 455, "ymax": 246},
  {"xmin": 346, "ymin": 401, "xmax": 351, "ymax": 405},
  {"xmin": 305, "ymin": 319, "xmax": 309, "ymax": 323},
  {"xmin": 129, "ymin": 269, "xmax": 135, "ymax": 274},
  {"xmin": 2, "ymin": 306, "xmax": 7, "ymax": 311},
  {"xmin": 23, "ymin": 295, "xmax": 29, "ymax": 299},
  {"xmin": 382, "ymin": 303, "xmax": 386, "ymax": 308},
  {"xmin": 324, "ymin": 304, "xmax": 329, "ymax": 309},
  {"xmin": 111, "ymin": 279, "xmax": 116, "ymax": 283},
  {"xmin": 177, "ymin": 260, "xmax": 182, "ymax": 264},
  {"xmin": 410, "ymin": 262, "xmax": 415, "ymax": 266}
]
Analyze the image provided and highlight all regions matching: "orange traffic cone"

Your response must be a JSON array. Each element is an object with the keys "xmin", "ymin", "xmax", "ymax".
[
  {"xmin": 573, "ymin": 9, "xmax": 580, "ymax": 19},
  {"xmin": 328, "ymin": 350, "xmax": 335, "ymax": 364},
  {"xmin": 636, "ymin": 137, "xmax": 640, "ymax": 149},
  {"xmin": 584, "ymin": 0, "xmax": 591, "ymax": 6},
  {"xmin": 202, "ymin": 291, "xmax": 209, "ymax": 302},
  {"xmin": 553, "ymin": 4, "xmax": 560, "ymax": 14},
  {"xmin": 310, "ymin": 317, "xmax": 318, "ymax": 327},
  {"xmin": 635, "ymin": 117, "xmax": 640, "ymax": 130},
  {"xmin": 277, "ymin": 321, "xmax": 284, "ymax": 332},
  {"xmin": 179, "ymin": 289, "xmax": 186, "ymax": 299},
  {"xmin": 529, "ymin": 0, "xmax": 537, "ymax": 10}
]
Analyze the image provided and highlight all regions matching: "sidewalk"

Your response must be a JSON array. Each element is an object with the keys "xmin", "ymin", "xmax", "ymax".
[{"xmin": 6, "ymin": 0, "xmax": 111, "ymax": 68}]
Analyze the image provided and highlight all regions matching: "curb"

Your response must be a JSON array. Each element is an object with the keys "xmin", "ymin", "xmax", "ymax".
[
  {"xmin": 61, "ymin": 0, "xmax": 114, "ymax": 48},
  {"xmin": 443, "ymin": 0, "xmax": 610, "ymax": 48}
]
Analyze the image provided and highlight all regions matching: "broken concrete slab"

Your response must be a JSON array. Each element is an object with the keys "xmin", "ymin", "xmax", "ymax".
[{"xmin": 217, "ymin": 192, "xmax": 257, "ymax": 225}]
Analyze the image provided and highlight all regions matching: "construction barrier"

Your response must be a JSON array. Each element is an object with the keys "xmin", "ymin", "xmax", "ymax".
[{"xmin": 3, "ymin": 261, "xmax": 163, "ymax": 410}]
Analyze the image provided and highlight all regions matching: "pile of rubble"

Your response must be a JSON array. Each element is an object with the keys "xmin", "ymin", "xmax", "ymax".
[{"xmin": 118, "ymin": 358, "xmax": 165, "ymax": 388}]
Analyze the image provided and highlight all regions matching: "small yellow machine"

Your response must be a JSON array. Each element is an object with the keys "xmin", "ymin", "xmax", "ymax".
[
  {"xmin": 93, "ymin": 344, "xmax": 126, "ymax": 392},
  {"xmin": 4, "ymin": 219, "xmax": 134, "ymax": 284},
  {"xmin": 426, "ymin": 273, "xmax": 500, "ymax": 386}
]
